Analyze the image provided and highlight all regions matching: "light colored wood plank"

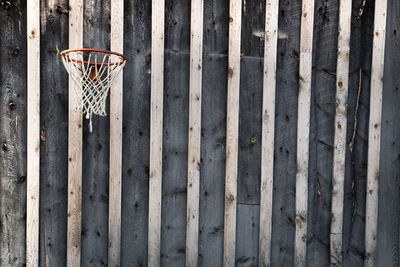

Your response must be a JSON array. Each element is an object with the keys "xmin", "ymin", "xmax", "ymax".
[
  {"xmin": 295, "ymin": 0, "xmax": 315, "ymax": 266},
  {"xmin": 108, "ymin": 0, "xmax": 124, "ymax": 265},
  {"xmin": 365, "ymin": 0, "xmax": 388, "ymax": 266},
  {"xmin": 186, "ymin": 0, "xmax": 204, "ymax": 266},
  {"xmin": 258, "ymin": 0, "xmax": 279, "ymax": 266},
  {"xmin": 26, "ymin": 0, "xmax": 40, "ymax": 265},
  {"xmin": 67, "ymin": 0, "xmax": 83, "ymax": 266},
  {"xmin": 330, "ymin": 0, "xmax": 352, "ymax": 265},
  {"xmin": 223, "ymin": 0, "xmax": 241, "ymax": 266},
  {"xmin": 148, "ymin": 0, "xmax": 165, "ymax": 266}
]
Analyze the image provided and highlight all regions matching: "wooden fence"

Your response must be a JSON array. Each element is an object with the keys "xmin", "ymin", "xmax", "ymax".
[{"xmin": 1, "ymin": 0, "xmax": 399, "ymax": 266}]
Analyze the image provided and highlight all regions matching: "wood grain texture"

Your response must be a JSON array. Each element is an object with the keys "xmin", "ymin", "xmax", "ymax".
[
  {"xmin": 295, "ymin": 0, "xmax": 315, "ymax": 266},
  {"xmin": 342, "ymin": 0, "xmax": 374, "ymax": 265},
  {"xmin": 120, "ymin": 0, "xmax": 151, "ymax": 265},
  {"xmin": 39, "ymin": 0, "xmax": 69, "ymax": 265},
  {"xmin": 330, "ymin": 0, "xmax": 351, "ymax": 265},
  {"xmin": 237, "ymin": 0, "xmax": 263, "ymax": 207},
  {"xmin": 375, "ymin": 1, "xmax": 400, "ymax": 265},
  {"xmin": 160, "ymin": 0, "xmax": 190, "ymax": 265},
  {"xmin": 259, "ymin": 0, "xmax": 279, "ymax": 265},
  {"xmin": 270, "ymin": 0, "xmax": 301, "ymax": 265},
  {"xmin": 236, "ymin": 57, "xmax": 263, "ymax": 267},
  {"xmin": 364, "ymin": 0, "xmax": 388, "ymax": 265},
  {"xmin": 108, "ymin": 0, "xmax": 124, "ymax": 265},
  {"xmin": 186, "ymin": 0, "xmax": 204, "ymax": 265},
  {"xmin": 67, "ymin": 0, "xmax": 83, "ymax": 265},
  {"xmin": 26, "ymin": 0, "xmax": 40, "ymax": 265},
  {"xmin": 235, "ymin": 1, "xmax": 265, "ymax": 263},
  {"xmin": 0, "ymin": 1, "xmax": 27, "ymax": 266},
  {"xmin": 148, "ymin": 0, "xmax": 165, "ymax": 265},
  {"xmin": 306, "ymin": 0, "xmax": 338, "ymax": 266},
  {"xmin": 198, "ymin": 1, "xmax": 229, "ymax": 265},
  {"xmin": 223, "ymin": 0, "xmax": 241, "ymax": 265},
  {"xmin": 81, "ymin": 0, "xmax": 110, "ymax": 265},
  {"xmin": 236, "ymin": 204, "xmax": 260, "ymax": 267}
]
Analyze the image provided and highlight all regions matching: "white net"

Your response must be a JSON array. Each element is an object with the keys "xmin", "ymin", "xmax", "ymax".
[{"xmin": 61, "ymin": 49, "xmax": 127, "ymax": 132}]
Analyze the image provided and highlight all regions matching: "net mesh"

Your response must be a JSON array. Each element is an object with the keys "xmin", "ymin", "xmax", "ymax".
[{"xmin": 61, "ymin": 50, "xmax": 126, "ymax": 132}]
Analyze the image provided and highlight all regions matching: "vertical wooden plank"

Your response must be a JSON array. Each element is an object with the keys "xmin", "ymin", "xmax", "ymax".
[
  {"xmin": 108, "ymin": 0, "xmax": 124, "ymax": 265},
  {"xmin": 148, "ymin": 0, "xmax": 165, "ymax": 265},
  {"xmin": 0, "ymin": 1, "xmax": 27, "ymax": 265},
  {"xmin": 270, "ymin": 0, "xmax": 301, "ymax": 265},
  {"xmin": 223, "ymin": 0, "xmax": 241, "ymax": 265},
  {"xmin": 342, "ymin": 0, "xmax": 374, "ymax": 265},
  {"xmin": 81, "ymin": 0, "xmax": 110, "ymax": 265},
  {"xmin": 198, "ymin": 1, "xmax": 229, "ymax": 265},
  {"xmin": 39, "ymin": 0, "xmax": 69, "ymax": 265},
  {"xmin": 120, "ymin": 0, "xmax": 151, "ymax": 265},
  {"xmin": 67, "ymin": 0, "xmax": 83, "ymax": 265},
  {"xmin": 259, "ymin": 0, "xmax": 279, "ymax": 265},
  {"xmin": 26, "ymin": 0, "xmax": 40, "ymax": 266},
  {"xmin": 364, "ymin": 0, "xmax": 388, "ymax": 265},
  {"xmin": 330, "ymin": 0, "xmax": 351, "ymax": 265},
  {"xmin": 375, "ymin": 0, "xmax": 400, "ymax": 265},
  {"xmin": 295, "ymin": 0, "xmax": 315, "ymax": 266},
  {"xmin": 186, "ymin": 0, "xmax": 204, "ymax": 266}
]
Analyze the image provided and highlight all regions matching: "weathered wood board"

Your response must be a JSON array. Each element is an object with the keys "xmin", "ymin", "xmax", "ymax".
[
  {"xmin": 3, "ymin": 0, "xmax": 399, "ymax": 266},
  {"xmin": 0, "ymin": 1, "xmax": 27, "ymax": 266}
]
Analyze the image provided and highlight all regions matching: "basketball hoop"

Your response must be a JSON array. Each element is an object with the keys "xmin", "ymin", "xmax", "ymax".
[{"xmin": 60, "ymin": 48, "xmax": 127, "ymax": 132}]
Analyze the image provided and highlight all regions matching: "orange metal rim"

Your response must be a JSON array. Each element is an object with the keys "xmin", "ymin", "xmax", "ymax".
[{"xmin": 60, "ymin": 48, "xmax": 128, "ymax": 66}]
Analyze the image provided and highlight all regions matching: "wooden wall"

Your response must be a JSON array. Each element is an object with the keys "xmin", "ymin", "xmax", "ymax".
[{"xmin": 1, "ymin": 0, "xmax": 399, "ymax": 266}]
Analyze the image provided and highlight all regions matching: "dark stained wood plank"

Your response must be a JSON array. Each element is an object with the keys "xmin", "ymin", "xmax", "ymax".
[
  {"xmin": 80, "ymin": 0, "xmax": 111, "ymax": 265},
  {"xmin": 38, "ymin": 0, "xmax": 69, "ymax": 266},
  {"xmin": 198, "ymin": 2, "xmax": 229, "ymax": 266},
  {"xmin": 235, "ymin": 1, "xmax": 264, "ymax": 262},
  {"xmin": 0, "ymin": 1, "xmax": 27, "ymax": 265},
  {"xmin": 270, "ymin": 0, "xmax": 302, "ymax": 265},
  {"xmin": 342, "ymin": 1, "xmax": 375, "ymax": 266},
  {"xmin": 306, "ymin": 0, "xmax": 339, "ymax": 265},
  {"xmin": 375, "ymin": 0, "xmax": 400, "ymax": 265},
  {"xmin": 120, "ymin": 0, "xmax": 151, "ymax": 265},
  {"xmin": 235, "ymin": 204, "xmax": 259, "ymax": 267},
  {"xmin": 237, "ymin": 0, "xmax": 264, "ymax": 205},
  {"xmin": 160, "ymin": 0, "xmax": 190, "ymax": 265}
]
